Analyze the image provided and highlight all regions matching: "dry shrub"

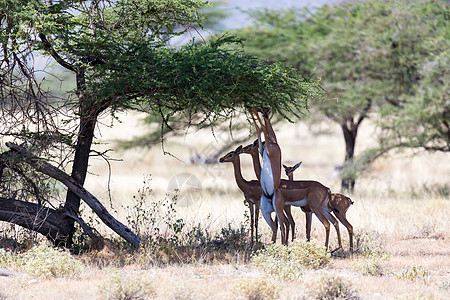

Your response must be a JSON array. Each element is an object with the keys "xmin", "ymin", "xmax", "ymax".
[
  {"xmin": 126, "ymin": 221, "xmax": 249, "ymax": 266},
  {"xmin": 121, "ymin": 179, "xmax": 250, "ymax": 266},
  {"xmin": 395, "ymin": 264, "xmax": 431, "ymax": 283},
  {"xmin": 352, "ymin": 252, "xmax": 387, "ymax": 276},
  {"xmin": 99, "ymin": 271, "xmax": 156, "ymax": 300},
  {"xmin": 234, "ymin": 277, "xmax": 279, "ymax": 300},
  {"xmin": 252, "ymin": 240, "xmax": 330, "ymax": 281},
  {"xmin": 305, "ymin": 274, "xmax": 360, "ymax": 300},
  {"xmin": 351, "ymin": 229, "xmax": 388, "ymax": 276},
  {"xmin": 353, "ymin": 229, "xmax": 386, "ymax": 257}
]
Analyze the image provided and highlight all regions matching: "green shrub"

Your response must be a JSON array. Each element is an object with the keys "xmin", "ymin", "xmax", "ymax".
[
  {"xmin": 1, "ymin": 244, "xmax": 83, "ymax": 278},
  {"xmin": 99, "ymin": 272, "xmax": 156, "ymax": 300},
  {"xmin": 395, "ymin": 265, "xmax": 430, "ymax": 283},
  {"xmin": 234, "ymin": 277, "xmax": 279, "ymax": 300},
  {"xmin": 306, "ymin": 274, "xmax": 360, "ymax": 300},
  {"xmin": 252, "ymin": 240, "xmax": 330, "ymax": 281},
  {"xmin": 17, "ymin": 243, "xmax": 83, "ymax": 278}
]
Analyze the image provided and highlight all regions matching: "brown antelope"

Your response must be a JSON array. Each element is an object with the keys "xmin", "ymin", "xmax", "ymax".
[
  {"xmin": 241, "ymin": 141, "xmax": 297, "ymax": 242},
  {"xmin": 241, "ymin": 133, "xmax": 334, "ymax": 250},
  {"xmin": 281, "ymin": 162, "xmax": 313, "ymax": 242},
  {"xmin": 219, "ymin": 146, "xmax": 290, "ymax": 245},
  {"xmin": 329, "ymin": 193, "xmax": 354, "ymax": 251},
  {"xmin": 284, "ymin": 163, "xmax": 354, "ymax": 251},
  {"xmin": 248, "ymin": 107, "xmax": 288, "ymax": 244}
]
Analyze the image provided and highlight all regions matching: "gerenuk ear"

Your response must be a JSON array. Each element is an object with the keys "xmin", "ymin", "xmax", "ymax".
[
  {"xmin": 235, "ymin": 145, "xmax": 243, "ymax": 153},
  {"xmin": 293, "ymin": 161, "xmax": 302, "ymax": 171}
]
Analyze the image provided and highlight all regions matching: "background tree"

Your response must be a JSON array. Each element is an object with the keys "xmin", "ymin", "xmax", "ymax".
[
  {"xmin": 0, "ymin": 0, "xmax": 320, "ymax": 247},
  {"xmin": 375, "ymin": 1, "xmax": 449, "ymax": 153},
  {"xmin": 231, "ymin": 0, "xmax": 448, "ymax": 191}
]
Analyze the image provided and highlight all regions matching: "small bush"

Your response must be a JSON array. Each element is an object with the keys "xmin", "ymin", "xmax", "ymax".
[
  {"xmin": 305, "ymin": 274, "xmax": 360, "ymax": 300},
  {"xmin": 99, "ymin": 272, "xmax": 156, "ymax": 300},
  {"xmin": 353, "ymin": 229, "xmax": 386, "ymax": 257},
  {"xmin": 18, "ymin": 243, "xmax": 83, "ymax": 278},
  {"xmin": 395, "ymin": 265, "xmax": 430, "ymax": 283},
  {"xmin": 234, "ymin": 277, "xmax": 279, "ymax": 300},
  {"xmin": 252, "ymin": 240, "xmax": 330, "ymax": 281},
  {"xmin": 395, "ymin": 291, "xmax": 441, "ymax": 300},
  {"xmin": 352, "ymin": 253, "xmax": 387, "ymax": 276},
  {"xmin": 1, "ymin": 243, "xmax": 83, "ymax": 278}
]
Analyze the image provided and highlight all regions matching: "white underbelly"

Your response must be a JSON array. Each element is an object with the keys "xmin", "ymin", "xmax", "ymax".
[
  {"xmin": 260, "ymin": 147, "xmax": 274, "ymax": 196},
  {"xmin": 285, "ymin": 198, "xmax": 308, "ymax": 207}
]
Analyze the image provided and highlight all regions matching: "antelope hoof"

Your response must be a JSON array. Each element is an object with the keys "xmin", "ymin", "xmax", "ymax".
[{"xmin": 330, "ymin": 246, "xmax": 343, "ymax": 254}]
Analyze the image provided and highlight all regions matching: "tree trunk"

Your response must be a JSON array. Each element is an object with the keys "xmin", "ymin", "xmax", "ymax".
[
  {"xmin": 63, "ymin": 108, "xmax": 100, "ymax": 247},
  {"xmin": 341, "ymin": 118, "xmax": 357, "ymax": 192}
]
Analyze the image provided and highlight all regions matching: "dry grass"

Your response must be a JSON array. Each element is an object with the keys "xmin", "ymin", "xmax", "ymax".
[{"xmin": 1, "ymin": 112, "xmax": 449, "ymax": 299}]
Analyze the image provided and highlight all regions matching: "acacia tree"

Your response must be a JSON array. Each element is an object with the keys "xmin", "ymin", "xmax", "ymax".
[
  {"xmin": 0, "ymin": 0, "xmax": 320, "ymax": 247},
  {"xmin": 231, "ymin": 0, "xmax": 448, "ymax": 191}
]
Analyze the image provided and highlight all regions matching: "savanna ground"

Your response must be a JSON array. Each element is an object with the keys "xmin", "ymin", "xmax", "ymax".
[{"xmin": 1, "ymin": 113, "xmax": 449, "ymax": 299}]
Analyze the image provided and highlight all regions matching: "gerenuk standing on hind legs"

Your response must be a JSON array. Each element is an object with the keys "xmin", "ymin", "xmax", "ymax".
[{"xmin": 248, "ymin": 107, "xmax": 289, "ymax": 245}]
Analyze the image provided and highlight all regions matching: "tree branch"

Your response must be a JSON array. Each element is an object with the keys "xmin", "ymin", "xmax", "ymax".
[{"xmin": 39, "ymin": 33, "xmax": 77, "ymax": 73}]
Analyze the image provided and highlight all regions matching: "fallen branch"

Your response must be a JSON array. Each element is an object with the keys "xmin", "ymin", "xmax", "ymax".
[
  {"xmin": 65, "ymin": 211, "xmax": 104, "ymax": 250},
  {"xmin": 0, "ymin": 196, "xmax": 66, "ymax": 240},
  {"xmin": 6, "ymin": 142, "xmax": 140, "ymax": 247}
]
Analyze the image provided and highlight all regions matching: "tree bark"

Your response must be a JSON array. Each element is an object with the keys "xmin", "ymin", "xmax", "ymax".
[
  {"xmin": 340, "ymin": 118, "xmax": 357, "ymax": 192},
  {"xmin": 5, "ymin": 142, "xmax": 140, "ymax": 247},
  {"xmin": 0, "ymin": 197, "xmax": 70, "ymax": 242},
  {"xmin": 64, "ymin": 106, "xmax": 101, "ymax": 247}
]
